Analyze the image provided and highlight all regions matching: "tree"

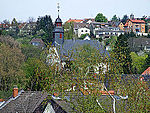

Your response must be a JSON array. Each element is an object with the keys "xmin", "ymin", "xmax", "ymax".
[
  {"xmin": 0, "ymin": 36, "xmax": 25, "ymax": 92},
  {"xmin": 23, "ymin": 58, "xmax": 48, "ymax": 91},
  {"xmin": 111, "ymin": 15, "xmax": 119, "ymax": 22},
  {"xmin": 44, "ymin": 43, "xmax": 149, "ymax": 112},
  {"xmin": 144, "ymin": 53, "xmax": 150, "ymax": 70},
  {"xmin": 27, "ymin": 17, "xmax": 36, "ymax": 23},
  {"xmin": 113, "ymin": 34, "xmax": 132, "ymax": 74},
  {"xmin": 80, "ymin": 33, "xmax": 89, "ymax": 40},
  {"xmin": 21, "ymin": 44, "xmax": 43, "ymax": 61},
  {"xmin": 9, "ymin": 18, "xmax": 20, "ymax": 38},
  {"xmin": 35, "ymin": 15, "xmax": 54, "ymax": 43},
  {"xmin": 130, "ymin": 52, "xmax": 148, "ymax": 74},
  {"xmin": 121, "ymin": 14, "xmax": 129, "ymax": 24},
  {"xmin": 95, "ymin": 13, "xmax": 107, "ymax": 22},
  {"xmin": 64, "ymin": 22, "xmax": 75, "ymax": 39}
]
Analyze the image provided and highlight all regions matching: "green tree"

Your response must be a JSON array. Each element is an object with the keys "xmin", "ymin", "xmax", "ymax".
[
  {"xmin": 121, "ymin": 14, "xmax": 129, "ymax": 24},
  {"xmin": 111, "ymin": 15, "xmax": 119, "ymax": 22},
  {"xmin": 23, "ymin": 58, "xmax": 48, "ymax": 91},
  {"xmin": 80, "ymin": 33, "xmax": 89, "ymax": 40},
  {"xmin": 64, "ymin": 22, "xmax": 75, "ymax": 39},
  {"xmin": 45, "ymin": 44, "xmax": 149, "ymax": 112},
  {"xmin": 0, "ymin": 36, "xmax": 25, "ymax": 92},
  {"xmin": 21, "ymin": 44, "xmax": 43, "ymax": 60},
  {"xmin": 113, "ymin": 34, "xmax": 132, "ymax": 74},
  {"xmin": 35, "ymin": 15, "xmax": 54, "ymax": 43},
  {"xmin": 130, "ymin": 52, "xmax": 148, "ymax": 74},
  {"xmin": 9, "ymin": 18, "xmax": 20, "ymax": 38},
  {"xmin": 144, "ymin": 53, "xmax": 150, "ymax": 70},
  {"xmin": 95, "ymin": 13, "xmax": 107, "ymax": 22}
]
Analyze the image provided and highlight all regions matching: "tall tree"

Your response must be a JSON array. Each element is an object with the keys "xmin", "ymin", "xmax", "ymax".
[
  {"xmin": 35, "ymin": 15, "xmax": 54, "ymax": 43},
  {"xmin": 122, "ymin": 14, "xmax": 129, "ymax": 24},
  {"xmin": 64, "ymin": 22, "xmax": 75, "ymax": 39},
  {"xmin": 111, "ymin": 15, "xmax": 119, "ymax": 22},
  {"xmin": 95, "ymin": 13, "xmax": 107, "ymax": 22},
  {"xmin": 9, "ymin": 18, "xmax": 19, "ymax": 38},
  {"xmin": 113, "ymin": 34, "xmax": 132, "ymax": 74},
  {"xmin": 0, "ymin": 36, "xmax": 25, "ymax": 92}
]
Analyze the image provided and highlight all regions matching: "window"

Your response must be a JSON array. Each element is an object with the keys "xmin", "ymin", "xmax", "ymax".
[{"xmin": 60, "ymin": 33, "xmax": 62, "ymax": 39}]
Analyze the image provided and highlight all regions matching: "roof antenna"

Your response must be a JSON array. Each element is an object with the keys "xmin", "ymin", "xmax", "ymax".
[{"xmin": 57, "ymin": 3, "xmax": 60, "ymax": 18}]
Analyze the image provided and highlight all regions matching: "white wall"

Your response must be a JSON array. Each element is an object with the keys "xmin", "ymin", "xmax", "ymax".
[{"xmin": 78, "ymin": 27, "xmax": 90, "ymax": 37}]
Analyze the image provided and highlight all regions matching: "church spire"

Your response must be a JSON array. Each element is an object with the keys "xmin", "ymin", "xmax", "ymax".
[{"xmin": 57, "ymin": 3, "xmax": 60, "ymax": 18}]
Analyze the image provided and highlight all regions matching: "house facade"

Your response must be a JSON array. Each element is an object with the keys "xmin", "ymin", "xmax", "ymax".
[
  {"xmin": 78, "ymin": 27, "xmax": 90, "ymax": 37},
  {"xmin": 124, "ymin": 19, "xmax": 145, "ymax": 33}
]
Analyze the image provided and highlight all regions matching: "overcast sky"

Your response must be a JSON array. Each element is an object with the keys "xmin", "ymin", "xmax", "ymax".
[{"xmin": 1, "ymin": 0, "xmax": 150, "ymax": 22}]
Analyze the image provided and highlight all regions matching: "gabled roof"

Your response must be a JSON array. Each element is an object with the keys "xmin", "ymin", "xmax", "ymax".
[
  {"xmin": 142, "ymin": 67, "xmax": 150, "ymax": 75},
  {"xmin": 0, "ymin": 90, "xmax": 48, "ymax": 113},
  {"xmin": 130, "ymin": 19, "xmax": 145, "ymax": 23},
  {"xmin": 66, "ymin": 19, "xmax": 83, "ymax": 23}
]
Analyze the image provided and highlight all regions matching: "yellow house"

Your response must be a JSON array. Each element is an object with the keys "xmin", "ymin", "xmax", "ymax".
[{"xmin": 118, "ymin": 22, "xmax": 124, "ymax": 31}]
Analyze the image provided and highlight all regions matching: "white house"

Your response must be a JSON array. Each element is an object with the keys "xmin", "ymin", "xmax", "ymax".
[{"xmin": 78, "ymin": 27, "xmax": 90, "ymax": 37}]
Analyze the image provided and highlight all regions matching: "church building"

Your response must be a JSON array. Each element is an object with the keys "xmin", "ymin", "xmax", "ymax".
[{"xmin": 48, "ymin": 4, "xmax": 109, "ymax": 71}]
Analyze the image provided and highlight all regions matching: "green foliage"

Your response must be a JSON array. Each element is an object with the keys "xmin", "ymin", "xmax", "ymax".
[
  {"xmin": 23, "ymin": 58, "xmax": 48, "ymax": 91},
  {"xmin": 122, "ymin": 14, "xmax": 129, "ymax": 24},
  {"xmin": 0, "ymin": 36, "xmax": 25, "ymax": 92},
  {"xmin": 113, "ymin": 34, "xmax": 132, "ymax": 74},
  {"xmin": 130, "ymin": 52, "xmax": 148, "ymax": 74},
  {"xmin": 35, "ymin": 15, "xmax": 54, "ymax": 43},
  {"xmin": 80, "ymin": 33, "xmax": 89, "ymax": 40},
  {"xmin": 64, "ymin": 22, "xmax": 75, "ymax": 39},
  {"xmin": 144, "ymin": 53, "xmax": 150, "ymax": 70},
  {"xmin": 9, "ymin": 18, "xmax": 20, "ymax": 38},
  {"xmin": 111, "ymin": 15, "xmax": 119, "ymax": 22},
  {"xmin": 21, "ymin": 44, "xmax": 43, "ymax": 60},
  {"xmin": 95, "ymin": 13, "xmax": 107, "ymax": 22}
]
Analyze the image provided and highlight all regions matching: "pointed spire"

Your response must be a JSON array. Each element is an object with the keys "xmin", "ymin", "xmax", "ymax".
[{"xmin": 57, "ymin": 3, "xmax": 60, "ymax": 18}]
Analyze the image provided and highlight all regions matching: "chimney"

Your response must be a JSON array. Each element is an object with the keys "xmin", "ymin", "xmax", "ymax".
[{"xmin": 13, "ymin": 86, "xmax": 18, "ymax": 98}]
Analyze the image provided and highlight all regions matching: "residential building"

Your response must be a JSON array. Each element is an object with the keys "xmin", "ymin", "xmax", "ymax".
[
  {"xmin": 73, "ymin": 23, "xmax": 90, "ymax": 37},
  {"xmin": 128, "ymin": 37, "xmax": 150, "ymax": 52},
  {"xmin": 142, "ymin": 67, "xmax": 150, "ymax": 75},
  {"xmin": 19, "ymin": 22, "xmax": 36, "ymax": 37},
  {"xmin": 30, "ymin": 38, "xmax": 45, "ymax": 48},
  {"xmin": 92, "ymin": 26, "xmax": 124, "ymax": 39},
  {"xmin": 124, "ymin": 19, "xmax": 145, "ymax": 33},
  {"xmin": 66, "ymin": 19, "xmax": 83, "ymax": 23},
  {"xmin": 0, "ymin": 24, "xmax": 10, "ymax": 30},
  {"xmin": 78, "ymin": 27, "xmax": 90, "ymax": 37},
  {"xmin": 111, "ymin": 21, "xmax": 124, "ymax": 31},
  {"xmin": 82, "ymin": 18, "xmax": 95, "ymax": 24}
]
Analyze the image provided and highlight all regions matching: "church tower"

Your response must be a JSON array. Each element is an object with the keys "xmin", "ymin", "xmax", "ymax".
[{"xmin": 53, "ymin": 3, "xmax": 64, "ymax": 46}]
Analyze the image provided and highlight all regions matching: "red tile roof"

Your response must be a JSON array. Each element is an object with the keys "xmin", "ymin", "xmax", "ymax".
[
  {"xmin": 142, "ymin": 67, "xmax": 150, "ymax": 75},
  {"xmin": 124, "ymin": 22, "xmax": 128, "ymax": 27},
  {"xmin": 130, "ymin": 19, "xmax": 145, "ymax": 23},
  {"xmin": 66, "ymin": 19, "xmax": 83, "ymax": 23}
]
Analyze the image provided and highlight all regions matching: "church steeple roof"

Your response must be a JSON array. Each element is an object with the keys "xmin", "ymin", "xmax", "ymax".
[{"xmin": 55, "ymin": 3, "xmax": 62, "ymax": 23}]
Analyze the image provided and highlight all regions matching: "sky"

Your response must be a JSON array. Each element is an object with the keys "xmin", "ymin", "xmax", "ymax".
[{"xmin": 0, "ymin": 0, "xmax": 150, "ymax": 23}]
